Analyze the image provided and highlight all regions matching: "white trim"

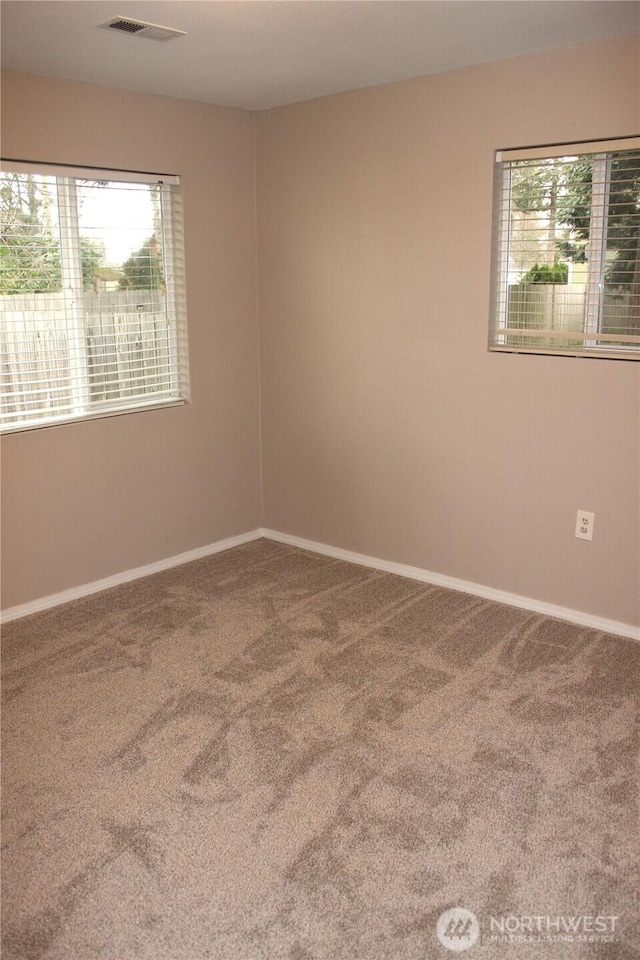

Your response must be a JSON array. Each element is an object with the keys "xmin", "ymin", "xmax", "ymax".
[
  {"xmin": 261, "ymin": 529, "xmax": 640, "ymax": 643},
  {"xmin": 1, "ymin": 529, "xmax": 263, "ymax": 623},
  {"xmin": 3, "ymin": 526, "xmax": 638, "ymax": 642},
  {"xmin": 497, "ymin": 136, "xmax": 639, "ymax": 162},
  {"xmin": 1, "ymin": 159, "xmax": 179, "ymax": 185}
]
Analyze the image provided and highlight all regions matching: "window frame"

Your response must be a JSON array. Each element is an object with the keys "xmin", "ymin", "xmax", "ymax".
[
  {"xmin": 0, "ymin": 159, "xmax": 190, "ymax": 434},
  {"xmin": 488, "ymin": 136, "xmax": 640, "ymax": 361}
]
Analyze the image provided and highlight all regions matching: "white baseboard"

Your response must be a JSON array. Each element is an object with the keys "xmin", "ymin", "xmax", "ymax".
[
  {"xmin": 262, "ymin": 528, "xmax": 640, "ymax": 642},
  {"xmin": 1, "ymin": 529, "xmax": 263, "ymax": 623},
  {"xmin": 3, "ymin": 525, "xmax": 638, "ymax": 642}
]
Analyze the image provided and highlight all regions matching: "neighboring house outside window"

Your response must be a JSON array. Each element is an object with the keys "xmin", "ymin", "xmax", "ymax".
[
  {"xmin": 489, "ymin": 137, "xmax": 640, "ymax": 360},
  {"xmin": 0, "ymin": 161, "xmax": 189, "ymax": 433}
]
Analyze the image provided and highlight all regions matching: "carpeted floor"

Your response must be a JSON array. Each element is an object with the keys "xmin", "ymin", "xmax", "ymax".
[{"xmin": 2, "ymin": 538, "xmax": 639, "ymax": 960}]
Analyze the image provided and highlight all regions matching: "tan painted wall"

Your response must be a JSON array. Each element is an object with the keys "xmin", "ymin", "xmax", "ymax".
[
  {"xmin": 3, "ymin": 37, "xmax": 639, "ymax": 626},
  {"xmin": 257, "ymin": 36, "xmax": 640, "ymax": 627},
  {"xmin": 1, "ymin": 70, "xmax": 261, "ymax": 608}
]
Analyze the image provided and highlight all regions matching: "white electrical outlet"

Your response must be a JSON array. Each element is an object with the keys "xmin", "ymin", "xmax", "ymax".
[{"xmin": 575, "ymin": 509, "xmax": 595, "ymax": 541}]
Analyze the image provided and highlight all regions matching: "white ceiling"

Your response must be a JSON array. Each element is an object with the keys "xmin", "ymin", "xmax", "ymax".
[{"xmin": 2, "ymin": 1, "xmax": 638, "ymax": 111}]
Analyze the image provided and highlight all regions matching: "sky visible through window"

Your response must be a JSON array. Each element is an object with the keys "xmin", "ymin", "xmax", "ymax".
[{"xmin": 78, "ymin": 181, "xmax": 156, "ymax": 267}]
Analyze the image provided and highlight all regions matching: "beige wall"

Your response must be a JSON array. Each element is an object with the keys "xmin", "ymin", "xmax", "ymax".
[
  {"xmin": 257, "ymin": 35, "xmax": 640, "ymax": 627},
  {"xmin": 1, "ymin": 70, "xmax": 261, "ymax": 608},
  {"xmin": 2, "ymin": 37, "xmax": 639, "ymax": 627}
]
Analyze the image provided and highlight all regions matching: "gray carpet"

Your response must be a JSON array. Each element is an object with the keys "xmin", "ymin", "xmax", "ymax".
[{"xmin": 2, "ymin": 538, "xmax": 639, "ymax": 960}]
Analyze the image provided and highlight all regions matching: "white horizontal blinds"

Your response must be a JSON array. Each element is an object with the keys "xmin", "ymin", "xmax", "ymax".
[
  {"xmin": 159, "ymin": 181, "xmax": 190, "ymax": 403},
  {"xmin": 496, "ymin": 137, "xmax": 639, "ymax": 163},
  {"xmin": 490, "ymin": 139, "xmax": 640, "ymax": 360},
  {"xmin": 0, "ymin": 162, "xmax": 188, "ymax": 431},
  {"xmin": 601, "ymin": 152, "xmax": 640, "ymax": 351},
  {"xmin": 3, "ymin": 160, "xmax": 180, "ymax": 185}
]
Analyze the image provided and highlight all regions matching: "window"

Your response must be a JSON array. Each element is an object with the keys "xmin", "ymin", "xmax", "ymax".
[
  {"xmin": 489, "ymin": 137, "xmax": 640, "ymax": 360},
  {"xmin": 0, "ymin": 161, "xmax": 189, "ymax": 432}
]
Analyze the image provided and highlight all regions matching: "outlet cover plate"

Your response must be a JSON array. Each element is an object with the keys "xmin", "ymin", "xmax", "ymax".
[{"xmin": 575, "ymin": 509, "xmax": 595, "ymax": 541}]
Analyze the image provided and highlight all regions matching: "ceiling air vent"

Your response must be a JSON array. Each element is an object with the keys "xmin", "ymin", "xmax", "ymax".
[{"xmin": 98, "ymin": 17, "xmax": 187, "ymax": 42}]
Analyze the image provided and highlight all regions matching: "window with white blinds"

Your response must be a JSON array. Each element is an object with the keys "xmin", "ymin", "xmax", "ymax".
[
  {"xmin": 489, "ymin": 137, "xmax": 640, "ymax": 360},
  {"xmin": 0, "ymin": 160, "xmax": 189, "ymax": 432}
]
